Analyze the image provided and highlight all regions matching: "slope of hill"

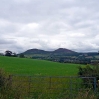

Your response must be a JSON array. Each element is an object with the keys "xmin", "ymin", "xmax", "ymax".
[
  {"xmin": 53, "ymin": 48, "xmax": 76, "ymax": 53},
  {"xmin": 0, "ymin": 56, "xmax": 80, "ymax": 76},
  {"xmin": 23, "ymin": 48, "xmax": 49, "ymax": 54}
]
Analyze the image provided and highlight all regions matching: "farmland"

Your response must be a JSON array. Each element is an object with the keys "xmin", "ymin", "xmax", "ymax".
[
  {"xmin": 0, "ymin": 56, "xmax": 83, "ymax": 76},
  {"xmin": 0, "ymin": 56, "xmax": 97, "ymax": 99}
]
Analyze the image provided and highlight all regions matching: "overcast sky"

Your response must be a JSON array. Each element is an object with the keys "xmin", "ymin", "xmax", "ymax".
[{"xmin": 0, "ymin": 0, "xmax": 99, "ymax": 53}]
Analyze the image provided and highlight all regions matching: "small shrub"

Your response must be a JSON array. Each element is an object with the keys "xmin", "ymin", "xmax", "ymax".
[
  {"xmin": 0, "ymin": 69, "xmax": 29, "ymax": 99},
  {"xmin": 75, "ymin": 89, "xmax": 97, "ymax": 99},
  {"xmin": 78, "ymin": 64, "xmax": 99, "ymax": 88}
]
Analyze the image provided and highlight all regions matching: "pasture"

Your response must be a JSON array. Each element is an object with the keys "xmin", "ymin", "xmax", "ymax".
[
  {"xmin": 0, "ymin": 56, "xmax": 97, "ymax": 99},
  {"xmin": 0, "ymin": 56, "xmax": 83, "ymax": 76}
]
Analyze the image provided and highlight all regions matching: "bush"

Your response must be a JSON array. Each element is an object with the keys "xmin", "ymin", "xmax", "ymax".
[
  {"xmin": 78, "ymin": 63, "xmax": 99, "ymax": 90},
  {"xmin": 78, "ymin": 64, "xmax": 99, "ymax": 78},
  {"xmin": 75, "ymin": 89, "xmax": 97, "ymax": 99},
  {"xmin": 0, "ymin": 69, "xmax": 29, "ymax": 99}
]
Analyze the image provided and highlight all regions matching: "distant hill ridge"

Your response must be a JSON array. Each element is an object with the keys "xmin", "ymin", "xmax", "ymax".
[
  {"xmin": 20, "ymin": 48, "xmax": 99, "ymax": 64},
  {"xmin": 23, "ymin": 48, "xmax": 76, "ymax": 54},
  {"xmin": 53, "ymin": 48, "xmax": 76, "ymax": 53}
]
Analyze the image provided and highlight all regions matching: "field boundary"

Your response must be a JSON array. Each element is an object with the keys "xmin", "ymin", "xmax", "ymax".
[{"xmin": 9, "ymin": 75, "xmax": 97, "ymax": 99}]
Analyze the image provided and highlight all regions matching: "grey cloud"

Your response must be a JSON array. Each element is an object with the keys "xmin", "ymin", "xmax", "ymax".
[
  {"xmin": 0, "ymin": 38, "xmax": 21, "ymax": 53},
  {"xmin": 0, "ymin": 38, "xmax": 16, "ymax": 44},
  {"xmin": 0, "ymin": 0, "xmax": 99, "ymax": 52}
]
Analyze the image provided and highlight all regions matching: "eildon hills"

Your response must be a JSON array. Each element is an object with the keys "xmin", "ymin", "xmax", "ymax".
[
  {"xmin": 20, "ymin": 48, "xmax": 98, "ymax": 64},
  {"xmin": 22, "ymin": 48, "xmax": 76, "ymax": 54}
]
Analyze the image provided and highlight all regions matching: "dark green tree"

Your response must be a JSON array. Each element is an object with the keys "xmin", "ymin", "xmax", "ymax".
[
  {"xmin": 5, "ymin": 50, "xmax": 12, "ymax": 56},
  {"xmin": 19, "ymin": 53, "xmax": 25, "ymax": 58},
  {"xmin": 12, "ymin": 52, "xmax": 17, "ymax": 57}
]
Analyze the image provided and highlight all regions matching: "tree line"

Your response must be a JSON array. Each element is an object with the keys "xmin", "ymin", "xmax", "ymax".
[{"xmin": 4, "ymin": 50, "xmax": 25, "ymax": 58}]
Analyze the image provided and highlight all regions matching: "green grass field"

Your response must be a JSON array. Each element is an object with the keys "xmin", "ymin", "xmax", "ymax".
[
  {"xmin": 0, "ymin": 56, "xmax": 96, "ymax": 99},
  {"xmin": 0, "ymin": 56, "xmax": 84, "ymax": 76}
]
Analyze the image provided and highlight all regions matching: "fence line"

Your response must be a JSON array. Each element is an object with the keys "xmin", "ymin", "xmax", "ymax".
[{"xmin": 11, "ymin": 75, "xmax": 97, "ymax": 99}]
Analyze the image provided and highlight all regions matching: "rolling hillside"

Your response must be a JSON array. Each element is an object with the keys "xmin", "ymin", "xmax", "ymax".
[
  {"xmin": 22, "ymin": 48, "xmax": 76, "ymax": 55},
  {"xmin": 20, "ymin": 48, "xmax": 99, "ymax": 64},
  {"xmin": 0, "ymin": 56, "xmax": 82, "ymax": 76}
]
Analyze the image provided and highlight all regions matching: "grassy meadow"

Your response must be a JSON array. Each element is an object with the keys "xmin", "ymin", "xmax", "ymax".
[
  {"xmin": 0, "ymin": 56, "xmax": 83, "ymax": 76},
  {"xmin": 0, "ymin": 56, "xmax": 97, "ymax": 99}
]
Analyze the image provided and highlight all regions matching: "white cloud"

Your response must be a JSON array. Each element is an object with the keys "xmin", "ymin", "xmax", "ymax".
[{"xmin": 69, "ymin": 33, "xmax": 85, "ymax": 37}]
